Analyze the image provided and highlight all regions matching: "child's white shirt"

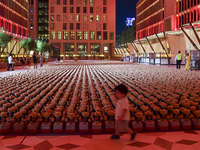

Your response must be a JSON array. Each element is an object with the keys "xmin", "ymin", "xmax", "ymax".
[{"xmin": 115, "ymin": 97, "xmax": 130, "ymax": 121}]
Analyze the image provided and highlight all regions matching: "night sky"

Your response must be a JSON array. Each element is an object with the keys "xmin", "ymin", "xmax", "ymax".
[{"xmin": 116, "ymin": 0, "xmax": 140, "ymax": 35}]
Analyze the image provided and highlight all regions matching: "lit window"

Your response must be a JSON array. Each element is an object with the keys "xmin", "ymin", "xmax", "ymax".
[
  {"xmin": 97, "ymin": 31, "xmax": 101, "ymax": 40},
  {"xmin": 51, "ymin": 7, "xmax": 54, "ymax": 13},
  {"xmin": 70, "ymin": 7, "xmax": 73, "ymax": 13},
  {"xmin": 90, "ymin": 31, "xmax": 95, "ymax": 40},
  {"xmin": 77, "ymin": 31, "xmax": 81, "ymax": 40},
  {"xmin": 31, "ymin": 15, "xmax": 33, "ymax": 21},
  {"xmin": 90, "ymin": 15, "xmax": 93, "ymax": 21},
  {"xmin": 83, "ymin": 0, "xmax": 87, "ymax": 5},
  {"xmin": 51, "ymin": 31, "xmax": 55, "ymax": 39},
  {"xmin": 84, "ymin": 31, "xmax": 88, "ymax": 40},
  {"xmin": 51, "ymin": 15, "xmax": 54, "ymax": 21},
  {"xmin": 77, "ymin": 15, "xmax": 80, "ymax": 21},
  {"xmin": 109, "ymin": 32, "xmax": 114, "ymax": 40},
  {"xmin": 70, "ymin": 31, "xmax": 75, "ymax": 40},
  {"xmin": 90, "ymin": 0, "xmax": 93, "ymax": 5},
  {"xmin": 96, "ymin": 15, "xmax": 100, "ymax": 21},
  {"xmin": 57, "ymin": 15, "xmax": 60, "ymax": 21},
  {"xmin": 57, "ymin": 31, "xmax": 61, "ymax": 40},
  {"xmin": 31, "ymin": 7, "xmax": 33, "ymax": 13},
  {"xmin": 63, "ymin": 31, "xmax": 68, "ymax": 40},
  {"xmin": 30, "ymin": 23, "xmax": 33, "ymax": 30},
  {"xmin": 50, "ymin": 23, "xmax": 54, "ymax": 29}
]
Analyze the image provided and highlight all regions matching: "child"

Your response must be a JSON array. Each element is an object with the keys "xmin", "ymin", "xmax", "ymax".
[{"xmin": 110, "ymin": 84, "xmax": 137, "ymax": 140}]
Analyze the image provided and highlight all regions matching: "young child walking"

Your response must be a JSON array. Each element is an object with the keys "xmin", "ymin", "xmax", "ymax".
[{"xmin": 110, "ymin": 84, "xmax": 137, "ymax": 140}]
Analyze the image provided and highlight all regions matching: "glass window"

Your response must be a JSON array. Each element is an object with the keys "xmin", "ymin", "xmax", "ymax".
[
  {"xmin": 30, "ymin": 23, "xmax": 33, "ymax": 30},
  {"xmin": 70, "ymin": 0, "xmax": 73, "ymax": 5},
  {"xmin": 103, "ymin": 31, "xmax": 107, "ymax": 40},
  {"xmin": 63, "ymin": 23, "xmax": 67, "ymax": 29},
  {"xmin": 63, "ymin": 7, "xmax": 67, "ymax": 13},
  {"xmin": 103, "ymin": 0, "xmax": 106, "ymax": 5},
  {"xmin": 90, "ymin": 0, "xmax": 93, "ymax": 5},
  {"xmin": 70, "ymin": 23, "xmax": 73, "ymax": 30},
  {"xmin": 65, "ymin": 45, "xmax": 74, "ymax": 53},
  {"xmin": 103, "ymin": 23, "xmax": 106, "ymax": 30},
  {"xmin": 97, "ymin": 31, "xmax": 101, "ymax": 40},
  {"xmin": 78, "ymin": 45, "xmax": 87, "ymax": 53},
  {"xmin": 83, "ymin": 0, "xmax": 87, "ymax": 5},
  {"xmin": 57, "ymin": 15, "xmax": 60, "ymax": 21},
  {"xmin": 31, "ymin": 15, "xmax": 33, "ymax": 21},
  {"xmin": 57, "ymin": 0, "xmax": 60, "ymax": 5},
  {"xmin": 76, "ymin": 23, "xmax": 80, "ymax": 29},
  {"xmin": 90, "ymin": 31, "xmax": 95, "ymax": 40},
  {"xmin": 77, "ymin": 31, "xmax": 81, "ymax": 40},
  {"xmin": 31, "ymin": 7, "xmax": 33, "ymax": 13},
  {"xmin": 70, "ymin": 7, "xmax": 73, "ymax": 13},
  {"xmin": 90, "ymin": 15, "xmax": 93, "ymax": 21},
  {"xmin": 83, "ymin": 7, "xmax": 87, "ymax": 13},
  {"xmin": 103, "ymin": 7, "xmax": 106, "ymax": 13},
  {"xmin": 51, "ymin": 7, "xmax": 54, "ymax": 13},
  {"xmin": 50, "ymin": 23, "xmax": 54, "ymax": 29},
  {"xmin": 96, "ymin": 15, "xmax": 100, "ymax": 21},
  {"xmin": 77, "ymin": 15, "xmax": 80, "ymax": 21},
  {"xmin": 90, "ymin": 7, "xmax": 93, "ymax": 13},
  {"xmin": 109, "ymin": 32, "xmax": 114, "ymax": 40},
  {"xmin": 51, "ymin": 31, "xmax": 55, "ymax": 39},
  {"xmin": 57, "ymin": 31, "xmax": 61, "ymax": 40},
  {"xmin": 63, "ymin": 31, "xmax": 68, "ymax": 40},
  {"xmin": 91, "ymin": 45, "xmax": 100, "ymax": 53},
  {"xmin": 70, "ymin": 31, "xmax": 75, "ymax": 40},
  {"xmin": 84, "ymin": 31, "xmax": 88, "ymax": 40},
  {"xmin": 63, "ymin": 0, "xmax": 67, "ymax": 5},
  {"xmin": 51, "ymin": 15, "xmax": 54, "ymax": 21},
  {"xmin": 77, "ymin": 7, "xmax": 80, "ymax": 13}
]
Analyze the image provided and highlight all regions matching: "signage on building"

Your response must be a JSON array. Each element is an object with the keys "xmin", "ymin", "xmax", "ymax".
[
  {"xmin": 191, "ymin": 50, "xmax": 200, "ymax": 61},
  {"xmin": 126, "ymin": 18, "xmax": 135, "ymax": 27},
  {"xmin": 54, "ymin": 45, "xmax": 60, "ymax": 51}
]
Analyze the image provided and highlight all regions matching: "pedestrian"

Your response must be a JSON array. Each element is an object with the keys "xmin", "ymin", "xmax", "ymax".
[
  {"xmin": 7, "ymin": 53, "xmax": 14, "ymax": 71},
  {"xmin": 138, "ymin": 54, "xmax": 141, "ymax": 63},
  {"xmin": 40, "ymin": 53, "xmax": 43, "ymax": 67},
  {"xmin": 33, "ymin": 52, "xmax": 37, "ymax": 69},
  {"xmin": 175, "ymin": 51, "xmax": 182, "ymax": 69},
  {"xmin": 184, "ymin": 53, "xmax": 191, "ymax": 70},
  {"xmin": 121, "ymin": 56, "xmax": 124, "ymax": 62},
  {"xmin": 110, "ymin": 84, "xmax": 137, "ymax": 140}
]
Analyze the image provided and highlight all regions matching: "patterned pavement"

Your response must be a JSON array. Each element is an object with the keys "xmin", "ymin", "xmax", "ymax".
[{"xmin": 1, "ymin": 131, "xmax": 200, "ymax": 150}]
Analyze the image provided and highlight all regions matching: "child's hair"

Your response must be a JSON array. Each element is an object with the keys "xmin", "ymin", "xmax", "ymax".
[{"xmin": 115, "ymin": 84, "xmax": 128, "ymax": 95}]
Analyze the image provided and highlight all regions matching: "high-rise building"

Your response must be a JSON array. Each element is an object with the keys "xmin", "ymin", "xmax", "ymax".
[{"xmin": 0, "ymin": 0, "xmax": 29, "ymax": 54}]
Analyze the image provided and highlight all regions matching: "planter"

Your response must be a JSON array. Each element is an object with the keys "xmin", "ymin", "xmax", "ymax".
[
  {"xmin": 41, "ymin": 122, "xmax": 51, "ymax": 133},
  {"xmin": 13, "ymin": 122, "xmax": 24, "ymax": 133},
  {"xmin": 0, "ymin": 123, "xmax": 10, "ymax": 134},
  {"xmin": 180, "ymin": 119, "xmax": 191, "ymax": 130},
  {"xmin": 27, "ymin": 122, "xmax": 39, "ymax": 133},
  {"xmin": 145, "ymin": 121, "xmax": 155, "ymax": 131},
  {"xmin": 79, "ymin": 122, "xmax": 89, "ymax": 133}
]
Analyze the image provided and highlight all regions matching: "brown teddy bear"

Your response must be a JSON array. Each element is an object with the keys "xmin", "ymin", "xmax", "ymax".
[
  {"xmin": 135, "ymin": 111, "xmax": 144, "ymax": 123},
  {"xmin": 41, "ymin": 111, "xmax": 52, "ymax": 123},
  {"xmin": 80, "ymin": 111, "xmax": 90, "ymax": 123},
  {"xmin": 14, "ymin": 112, "xmax": 24, "ymax": 123},
  {"xmin": 0, "ymin": 112, "xmax": 8, "ymax": 124},
  {"xmin": 144, "ymin": 111, "xmax": 153, "ymax": 122},
  {"xmin": 28, "ymin": 112, "xmax": 41, "ymax": 124},
  {"xmin": 52, "ymin": 111, "xmax": 65, "ymax": 123},
  {"xmin": 194, "ymin": 110, "xmax": 200, "ymax": 120},
  {"xmin": 159, "ymin": 109, "xmax": 168, "ymax": 121},
  {"xmin": 65, "ymin": 112, "xmax": 77, "ymax": 123}
]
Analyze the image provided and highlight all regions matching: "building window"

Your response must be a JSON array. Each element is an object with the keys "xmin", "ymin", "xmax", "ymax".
[
  {"xmin": 51, "ymin": 15, "xmax": 54, "ymax": 21},
  {"xmin": 84, "ymin": 31, "xmax": 88, "ymax": 40},
  {"xmin": 109, "ymin": 32, "xmax": 114, "ymax": 40},
  {"xmin": 70, "ymin": 7, "xmax": 73, "ymax": 13},
  {"xmin": 97, "ymin": 31, "xmax": 101, "ymax": 40},
  {"xmin": 103, "ymin": 0, "xmax": 106, "ymax": 5},
  {"xmin": 91, "ymin": 45, "xmax": 100, "ymax": 53},
  {"xmin": 30, "ymin": 23, "xmax": 33, "ymax": 30},
  {"xmin": 90, "ymin": 7, "xmax": 93, "ymax": 13},
  {"xmin": 103, "ymin": 23, "xmax": 106, "ymax": 30},
  {"xmin": 70, "ymin": 0, "xmax": 73, "ymax": 5},
  {"xmin": 63, "ymin": 23, "xmax": 67, "ymax": 29},
  {"xmin": 77, "ymin": 31, "xmax": 81, "ymax": 40},
  {"xmin": 57, "ymin": 31, "xmax": 61, "ymax": 40},
  {"xmin": 31, "ymin": 0, "xmax": 34, "ymax": 5},
  {"xmin": 83, "ymin": 0, "xmax": 87, "ymax": 5},
  {"xmin": 65, "ymin": 45, "xmax": 74, "ymax": 53},
  {"xmin": 90, "ymin": 15, "xmax": 93, "ymax": 21},
  {"xmin": 50, "ymin": 23, "xmax": 54, "ymax": 29},
  {"xmin": 70, "ymin": 31, "xmax": 75, "ymax": 40},
  {"xmin": 57, "ymin": 15, "xmax": 60, "ymax": 21},
  {"xmin": 90, "ymin": 0, "xmax": 93, "ymax": 5},
  {"xmin": 70, "ymin": 23, "xmax": 73, "ymax": 30},
  {"xmin": 103, "ymin": 7, "xmax": 106, "ymax": 13},
  {"xmin": 103, "ymin": 31, "xmax": 107, "ymax": 40},
  {"xmin": 90, "ymin": 31, "xmax": 95, "ymax": 40},
  {"xmin": 63, "ymin": 7, "xmax": 67, "ymax": 13},
  {"xmin": 83, "ymin": 7, "xmax": 87, "ymax": 13},
  {"xmin": 63, "ymin": 0, "xmax": 67, "ymax": 5},
  {"xmin": 78, "ymin": 45, "xmax": 87, "ymax": 53},
  {"xmin": 96, "ymin": 15, "xmax": 100, "ymax": 21},
  {"xmin": 76, "ymin": 23, "xmax": 80, "ymax": 29},
  {"xmin": 77, "ymin": 15, "xmax": 80, "ymax": 21},
  {"xmin": 51, "ymin": 7, "xmax": 54, "ymax": 13},
  {"xmin": 77, "ymin": 7, "xmax": 80, "ymax": 13},
  {"xmin": 51, "ymin": 31, "xmax": 55, "ymax": 39},
  {"xmin": 63, "ymin": 31, "xmax": 68, "ymax": 40},
  {"xmin": 57, "ymin": 0, "xmax": 60, "ymax": 5},
  {"xmin": 31, "ymin": 7, "xmax": 33, "ymax": 13},
  {"xmin": 31, "ymin": 15, "xmax": 33, "ymax": 21}
]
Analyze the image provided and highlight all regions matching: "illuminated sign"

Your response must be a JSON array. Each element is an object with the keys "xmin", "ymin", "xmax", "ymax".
[{"xmin": 126, "ymin": 18, "xmax": 135, "ymax": 26}]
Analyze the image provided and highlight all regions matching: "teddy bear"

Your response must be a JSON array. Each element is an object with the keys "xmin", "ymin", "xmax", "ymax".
[
  {"xmin": 52, "ymin": 111, "xmax": 65, "ymax": 123},
  {"xmin": 79, "ymin": 111, "xmax": 91, "ymax": 123},
  {"xmin": 65, "ymin": 112, "xmax": 77, "ymax": 123},
  {"xmin": 41, "ymin": 111, "xmax": 52, "ymax": 124},
  {"xmin": 182, "ymin": 109, "xmax": 190, "ymax": 121},
  {"xmin": 159, "ymin": 109, "xmax": 168, "ymax": 121},
  {"xmin": 92, "ymin": 111, "xmax": 102, "ymax": 123},
  {"xmin": 7, "ymin": 107, "xmax": 15, "ymax": 120},
  {"xmin": 135, "ymin": 111, "xmax": 145, "ymax": 123},
  {"xmin": 0, "ymin": 112, "xmax": 8, "ymax": 124},
  {"xmin": 144, "ymin": 111, "xmax": 153, "ymax": 122},
  {"xmin": 14, "ymin": 112, "xmax": 24, "ymax": 123},
  {"xmin": 152, "ymin": 106, "xmax": 160, "ymax": 118},
  {"xmin": 105, "ymin": 110, "xmax": 115, "ymax": 122},
  {"xmin": 172, "ymin": 109, "xmax": 180, "ymax": 121},
  {"xmin": 28, "ymin": 112, "xmax": 41, "ymax": 124},
  {"xmin": 194, "ymin": 110, "xmax": 200, "ymax": 121}
]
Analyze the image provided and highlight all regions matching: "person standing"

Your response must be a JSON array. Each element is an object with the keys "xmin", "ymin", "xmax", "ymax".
[
  {"xmin": 175, "ymin": 51, "xmax": 182, "ymax": 69},
  {"xmin": 40, "ymin": 53, "xmax": 43, "ymax": 67},
  {"xmin": 138, "ymin": 54, "xmax": 141, "ymax": 63},
  {"xmin": 184, "ymin": 53, "xmax": 191, "ymax": 70},
  {"xmin": 110, "ymin": 84, "xmax": 137, "ymax": 140},
  {"xmin": 7, "ymin": 53, "xmax": 14, "ymax": 71},
  {"xmin": 33, "ymin": 52, "xmax": 37, "ymax": 69}
]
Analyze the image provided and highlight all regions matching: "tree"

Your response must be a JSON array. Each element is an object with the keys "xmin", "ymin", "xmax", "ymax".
[
  {"xmin": 0, "ymin": 27, "xmax": 13, "ymax": 55},
  {"xmin": 20, "ymin": 38, "xmax": 36, "ymax": 55},
  {"xmin": 36, "ymin": 41, "xmax": 52, "ymax": 54}
]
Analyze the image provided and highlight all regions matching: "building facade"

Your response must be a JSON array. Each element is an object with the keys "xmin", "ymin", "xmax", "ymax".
[
  {"xmin": 116, "ymin": 34, "xmax": 122, "ymax": 48},
  {"xmin": 48, "ymin": 0, "xmax": 116, "ymax": 58},
  {"xmin": 121, "ymin": 21, "xmax": 136, "ymax": 44},
  {"xmin": 0, "ymin": 0, "xmax": 29, "ymax": 55}
]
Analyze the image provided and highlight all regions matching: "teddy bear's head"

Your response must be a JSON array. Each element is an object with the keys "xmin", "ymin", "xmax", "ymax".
[
  {"xmin": 14, "ymin": 112, "xmax": 22, "ymax": 119},
  {"xmin": 183, "ymin": 109, "xmax": 190, "ymax": 116},
  {"xmin": 0, "ymin": 112, "xmax": 7, "ymax": 117},
  {"xmin": 42, "ymin": 112, "xmax": 51, "ymax": 118},
  {"xmin": 54, "ymin": 111, "xmax": 62, "ymax": 118},
  {"xmin": 167, "ymin": 105, "xmax": 173, "ymax": 111},
  {"xmin": 68, "ymin": 112, "xmax": 75, "ymax": 121},
  {"xmin": 160, "ymin": 109, "xmax": 168, "ymax": 116},
  {"xmin": 190, "ymin": 106, "xmax": 196, "ymax": 112},
  {"xmin": 82, "ymin": 112, "xmax": 90, "ymax": 118},
  {"xmin": 31, "ymin": 112, "xmax": 39, "ymax": 118},
  {"xmin": 194, "ymin": 110, "xmax": 200, "ymax": 119},
  {"xmin": 184, "ymin": 103, "xmax": 190, "ymax": 109}
]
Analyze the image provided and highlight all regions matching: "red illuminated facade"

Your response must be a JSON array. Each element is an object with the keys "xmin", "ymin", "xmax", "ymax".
[
  {"xmin": 136, "ymin": 0, "xmax": 200, "ymax": 40},
  {"xmin": 0, "ymin": 0, "xmax": 28, "ymax": 38}
]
